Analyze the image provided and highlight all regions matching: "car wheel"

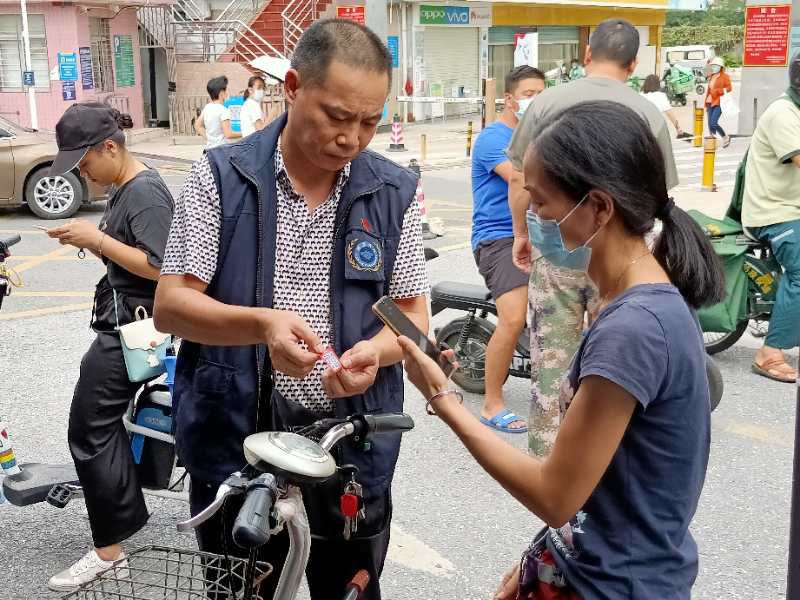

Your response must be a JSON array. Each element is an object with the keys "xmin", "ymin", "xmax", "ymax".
[{"xmin": 25, "ymin": 168, "xmax": 84, "ymax": 220}]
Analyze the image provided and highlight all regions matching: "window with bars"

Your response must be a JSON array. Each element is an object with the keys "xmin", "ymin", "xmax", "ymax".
[
  {"xmin": 90, "ymin": 17, "xmax": 114, "ymax": 92},
  {"xmin": 0, "ymin": 14, "xmax": 49, "ymax": 92}
]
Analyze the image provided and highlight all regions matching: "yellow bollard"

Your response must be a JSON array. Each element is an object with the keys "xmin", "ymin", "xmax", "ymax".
[
  {"xmin": 693, "ymin": 107, "xmax": 704, "ymax": 148},
  {"xmin": 420, "ymin": 134, "xmax": 427, "ymax": 164},
  {"xmin": 466, "ymin": 121, "xmax": 473, "ymax": 157},
  {"xmin": 701, "ymin": 136, "xmax": 717, "ymax": 192}
]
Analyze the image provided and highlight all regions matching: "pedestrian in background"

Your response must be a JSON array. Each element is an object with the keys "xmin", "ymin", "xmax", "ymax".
[
  {"xmin": 42, "ymin": 103, "xmax": 174, "ymax": 591},
  {"xmin": 568, "ymin": 58, "xmax": 585, "ymax": 80},
  {"xmin": 506, "ymin": 18, "xmax": 678, "ymax": 457},
  {"xmin": 240, "ymin": 75, "xmax": 267, "ymax": 138},
  {"xmin": 471, "ymin": 65, "xmax": 546, "ymax": 434},
  {"xmin": 195, "ymin": 75, "xmax": 240, "ymax": 148},
  {"xmin": 705, "ymin": 56, "xmax": 732, "ymax": 148},
  {"xmin": 641, "ymin": 74, "xmax": 692, "ymax": 139},
  {"xmin": 741, "ymin": 51, "xmax": 800, "ymax": 383}
]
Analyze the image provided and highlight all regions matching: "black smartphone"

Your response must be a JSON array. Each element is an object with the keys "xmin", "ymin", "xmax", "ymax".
[{"xmin": 372, "ymin": 296, "xmax": 457, "ymax": 378}]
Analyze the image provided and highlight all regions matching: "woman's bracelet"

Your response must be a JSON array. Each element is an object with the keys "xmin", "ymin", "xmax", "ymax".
[
  {"xmin": 426, "ymin": 389, "xmax": 464, "ymax": 416},
  {"xmin": 97, "ymin": 233, "xmax": 106, "ymax": 256}
]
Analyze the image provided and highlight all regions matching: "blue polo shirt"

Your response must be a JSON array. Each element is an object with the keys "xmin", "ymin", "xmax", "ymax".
[{"xmin": 471, "ymin": 121, "xmax": 514, "ymax": 251}]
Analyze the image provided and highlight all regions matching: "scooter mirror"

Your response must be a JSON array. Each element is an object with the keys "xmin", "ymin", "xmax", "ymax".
[{"xmin": 243, "ymin": 432, "xmax": 337, "ymax": 483}]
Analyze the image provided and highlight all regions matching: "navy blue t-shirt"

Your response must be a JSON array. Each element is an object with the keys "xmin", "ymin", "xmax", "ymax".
[
  {"xmin": 549, "ymin": 284, "xmax": 710, "ymax": 599},
  {"xmin": 471, "ymin": 121, "xmax": 514, "ymax": 250}
]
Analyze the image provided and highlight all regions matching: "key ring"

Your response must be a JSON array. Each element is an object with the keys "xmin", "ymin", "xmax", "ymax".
[{"xmin": 77, "ymin": 248, "xmax": 86, "ymax": 259}]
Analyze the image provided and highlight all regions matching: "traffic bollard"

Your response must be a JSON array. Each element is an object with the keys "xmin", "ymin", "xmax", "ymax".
[
  {"xmin": 388, "ymin": 114, "xmax": 406, "ymax": 152},
  {"xmin": 466, "ymin": 121, "xmax": 473, "ymax": 157},
  {"xmin": 701, "ymin": 136, "xmax": 717, "ymax": 192},
  {"xmin": 420, "ymin": 134, "xmax": 427, "ymax": 164},
  {"xmin": 693, "ymin": 106, "xmax": 704, "ymax": 148}
]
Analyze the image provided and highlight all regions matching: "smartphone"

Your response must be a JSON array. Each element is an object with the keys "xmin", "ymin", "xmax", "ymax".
[{"xmin": 372, "ymin": 296, "xmax": 457, "ymax": 378}]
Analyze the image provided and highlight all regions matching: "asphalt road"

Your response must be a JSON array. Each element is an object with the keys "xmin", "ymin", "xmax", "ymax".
[{"xmin": 0, "ymin": 162, "xmax": 795, "ymax": 600}]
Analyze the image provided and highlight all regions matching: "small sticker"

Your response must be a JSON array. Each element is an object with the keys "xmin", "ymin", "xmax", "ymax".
[{"xmin": 321, "ymin": 347, "xmax": 342, "ymax": 373}]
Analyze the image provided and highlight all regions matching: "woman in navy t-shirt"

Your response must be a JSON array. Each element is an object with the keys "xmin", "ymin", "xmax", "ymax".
[{"xmin": 399, "ymin": 100, "xmax": 725, "ymax": 599}]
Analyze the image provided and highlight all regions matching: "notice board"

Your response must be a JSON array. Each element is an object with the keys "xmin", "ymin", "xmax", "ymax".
[
  {"xmin": 743, "ymin": 5, "xmax": 792, "ymax": 66},
  {"xmin": 114, "ymin": 34, "xmax": 136, "ymax": 87}
]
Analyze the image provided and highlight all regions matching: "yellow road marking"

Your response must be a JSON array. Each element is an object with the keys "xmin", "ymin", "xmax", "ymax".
[
  {"xmin": 13, "ymin": 291, "xmax": 94, "ymax": 298},
  {"xmin": 0, "ymin": 229, "xmax": 47, "ymax": 235},
  {"xmin": 721, "ymin": 421, "xmax": 793, "ymax": 448},
  {"xmin": 11, "ymin": 247, "xmax": 73, "ymax": 274},
  {"xmin": 8, "ymin": 255, "xmax": 99, "ymax": 261},
  {"xmin": 436, "ymin": 241, "xmax": 471, "ymax": 252},
  {"xmin": 0, "ymin": 302, "xmax": 93, "ymax": 321}
]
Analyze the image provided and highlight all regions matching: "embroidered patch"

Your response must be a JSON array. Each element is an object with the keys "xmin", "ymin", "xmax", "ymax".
[{"xmin": 347, "ymin": 238, "xmax": 382, "ymax": 272}]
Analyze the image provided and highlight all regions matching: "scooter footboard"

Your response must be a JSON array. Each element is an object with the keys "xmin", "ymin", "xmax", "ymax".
[{"xmin": 2, "ymin": 463, "xmax": 79, "ymax": 507}]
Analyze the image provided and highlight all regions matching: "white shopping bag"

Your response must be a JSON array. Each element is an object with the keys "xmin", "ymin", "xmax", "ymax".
[{"xmin": 720, "ymin": 90, "xmax": 740, "ymax": 118}]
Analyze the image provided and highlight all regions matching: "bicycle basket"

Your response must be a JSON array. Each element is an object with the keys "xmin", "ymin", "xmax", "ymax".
[{"xmin": 62, "ymin": 545, "xmax": 273, "ymax": 600}]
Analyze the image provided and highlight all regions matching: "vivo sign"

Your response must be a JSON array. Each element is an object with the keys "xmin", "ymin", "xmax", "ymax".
[{"xmin": 420, "ymin": 5, "xmax": 470, "ymax": 25}]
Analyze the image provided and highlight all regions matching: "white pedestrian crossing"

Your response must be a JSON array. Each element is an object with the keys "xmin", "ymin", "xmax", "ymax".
[{"xmin": 671, "ymin": 136, "xmax": 750, "ymax": 191}]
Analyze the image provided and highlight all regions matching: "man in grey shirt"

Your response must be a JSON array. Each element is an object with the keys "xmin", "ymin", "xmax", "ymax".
[{"xmin": 506, "ymin": 18, "xmax": 679, "ymax": 456}]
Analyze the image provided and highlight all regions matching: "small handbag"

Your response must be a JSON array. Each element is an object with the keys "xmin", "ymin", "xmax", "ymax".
[{"xmin": 114, "ymin": 290, "xmax": 172, "ymax": 382}]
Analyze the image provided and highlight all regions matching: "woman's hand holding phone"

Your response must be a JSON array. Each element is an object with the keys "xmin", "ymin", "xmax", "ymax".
[{"xmin": 397, "ymin": 336, "xmax": 457, "ymax": 401}]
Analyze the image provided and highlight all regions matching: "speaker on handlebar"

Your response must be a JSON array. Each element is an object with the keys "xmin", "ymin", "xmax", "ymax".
[{"xmin": 130, "ymin": 384, "xmax": 175, "ymax": 490}]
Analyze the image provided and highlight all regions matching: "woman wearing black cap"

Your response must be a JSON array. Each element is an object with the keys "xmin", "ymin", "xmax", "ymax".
[{"xmin": 43, "ymin": 103, "xmax": 174, "ymax": 591}]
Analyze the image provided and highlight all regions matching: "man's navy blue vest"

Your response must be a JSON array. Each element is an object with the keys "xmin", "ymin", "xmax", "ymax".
[{"xmin": 172, "ymin": 114, "xmax": 418, "ymax": 497}]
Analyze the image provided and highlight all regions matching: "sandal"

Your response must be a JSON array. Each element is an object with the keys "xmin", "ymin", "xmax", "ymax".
[
  {"xmin": 751, "ymin": 357, "xmax": 797, "ymax": 383},
  {"xmin": 480, "ymin": 408, "xmax": 528, "ymax": 434}
]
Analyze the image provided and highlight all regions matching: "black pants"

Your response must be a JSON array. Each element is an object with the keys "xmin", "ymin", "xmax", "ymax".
[
  {"xmin": 190, "ymin": 476, "xmax": 392, "ymax": 600},
  {"xmin": 68, "ymin": 332, "xmax": 150, "ymax": 548}
]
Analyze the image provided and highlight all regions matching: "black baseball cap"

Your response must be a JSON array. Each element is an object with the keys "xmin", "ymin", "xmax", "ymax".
[{"xmin": 49, "ymin": 103, "xmax": 121, "ymax": 176}]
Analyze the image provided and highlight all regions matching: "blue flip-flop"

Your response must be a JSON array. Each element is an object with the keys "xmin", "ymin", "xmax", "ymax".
[{"xmin": 480, "ymin": 408, "xmax": 528, "ymax": 434}]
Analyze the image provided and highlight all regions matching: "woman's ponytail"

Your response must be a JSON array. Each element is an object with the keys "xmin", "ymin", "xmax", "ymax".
[{"xmin": 653, "ymin": 202, "xmax": 726, "ymax": 309}]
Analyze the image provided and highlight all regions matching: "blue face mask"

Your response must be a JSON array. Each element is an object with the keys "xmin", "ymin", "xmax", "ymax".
[
  {"xmin": 526, "ymin": 195, "xmax": 601, "ymax": 271},
  {"xmin": 515, "ymin": 97, "xmax": 534, "ymax": 119}
]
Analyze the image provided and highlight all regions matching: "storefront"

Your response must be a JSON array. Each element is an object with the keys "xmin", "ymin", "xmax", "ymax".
[
  {"xmin": 0, "ymin": 0, "xmax": 160, "ymax": 130},
  {"xmin": 408, "ymin": 3, "xmax": 491, "ymax": 120},
  {"xmin": 489, "ymin": 3, "xmax": 667, "ymax": 91}
]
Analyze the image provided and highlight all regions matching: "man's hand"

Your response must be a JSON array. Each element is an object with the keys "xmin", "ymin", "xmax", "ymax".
[
  {"xmin": 512, "ymin": 234, "xmax": 532, "ymax": 274},
  {"xmin": 259, "ymin": 310, "xmax": 323, "ymax": 379},
  {"xmin": 47, "ymin": 219, "xmax": 103, "ymax": 251},
  {"xmin": 493, "ymin": 564, "xmax": 520, "ymax": 600},
  {"xmin": 322, "ymin": 340, "xmax": 380, "ymax": 398}
]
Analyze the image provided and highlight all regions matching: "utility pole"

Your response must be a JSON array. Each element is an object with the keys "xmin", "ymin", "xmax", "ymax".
[{"xmin": 20, "ymin": 0, "xmax": 38, "ymax": 130}]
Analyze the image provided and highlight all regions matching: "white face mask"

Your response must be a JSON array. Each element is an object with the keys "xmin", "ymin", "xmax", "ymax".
[
  {"xmin": 252, "ymin": 89, "xmax": 265, "ymax": 102},
  {"xmin": 515, "ymin": 97, "xmax": 534, "ymax": 119}
]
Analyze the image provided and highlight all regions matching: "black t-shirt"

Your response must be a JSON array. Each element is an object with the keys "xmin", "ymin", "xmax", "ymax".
[{"xmin": 92, "ymin": 169, "xmax": 173, "ymax": 330}]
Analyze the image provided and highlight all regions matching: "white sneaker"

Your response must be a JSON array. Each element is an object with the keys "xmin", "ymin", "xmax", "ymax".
[{"xmin": 47, "ymin": 549, "xmax": 128, "ymax": 592}]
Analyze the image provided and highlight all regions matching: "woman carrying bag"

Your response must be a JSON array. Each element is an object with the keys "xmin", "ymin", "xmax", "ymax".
[
  {"xmin": 400, "ymin": 101, "xmax": 724, "ymax": 599},
  {"xmin": 43, "ymin": 103, "xmax": 174, "ymax": 591},
  {"xmin": 705, "ymin": 56, "xmax": 733, "ymax": 148}
]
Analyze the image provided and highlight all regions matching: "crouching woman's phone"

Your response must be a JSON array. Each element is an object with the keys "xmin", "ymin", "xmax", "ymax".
[{"xmin": 372, "ymin": 296, "xmax": 457, "ymax": 378}]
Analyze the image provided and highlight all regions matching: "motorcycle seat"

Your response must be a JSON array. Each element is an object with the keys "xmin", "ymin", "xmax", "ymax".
[{"xmin": 431, "ymin": 282, "xmax": 492, "ymax": 303}]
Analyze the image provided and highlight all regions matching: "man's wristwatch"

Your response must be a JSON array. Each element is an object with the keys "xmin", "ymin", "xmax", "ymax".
[{"xmin": 426, "ymin": 389, "xmax": 464, "ymax": 416}]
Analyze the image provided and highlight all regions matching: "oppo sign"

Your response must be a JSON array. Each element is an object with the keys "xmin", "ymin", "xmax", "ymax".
[{"xmin": 420, "ymin": 5, "xmax": 470, "ymax": 25}]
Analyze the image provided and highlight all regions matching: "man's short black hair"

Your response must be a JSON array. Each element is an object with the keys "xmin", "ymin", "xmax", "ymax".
[
  {"xmin": 291, "ymin": 18, "xmax": 392, "ymax": 88},
  {"xmin": 589, "ymin": 19, "xmax": 639, "ymax": 69},
  {"xmin": 207, "ymin": 75, "xmax": 229, "ymax": 100},
  {"xmin": 504, "ymin": 65, "xmax": 546, "ymax": 94}
]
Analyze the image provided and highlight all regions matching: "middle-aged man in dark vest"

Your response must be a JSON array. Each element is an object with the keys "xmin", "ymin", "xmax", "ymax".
[{"xmin": 155, "ymin": 19, "xmax": 429, "ymax": 600}]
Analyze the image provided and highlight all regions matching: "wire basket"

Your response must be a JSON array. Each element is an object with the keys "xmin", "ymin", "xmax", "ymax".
[{"xmin": 62, "ymin": 545, "xmax": 273, "ymax": 600}]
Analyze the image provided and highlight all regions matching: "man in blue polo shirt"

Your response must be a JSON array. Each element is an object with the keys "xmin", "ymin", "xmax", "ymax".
[{"xmin": 471, "ymin": 65, "xmax": 545, "ymax": 433}]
